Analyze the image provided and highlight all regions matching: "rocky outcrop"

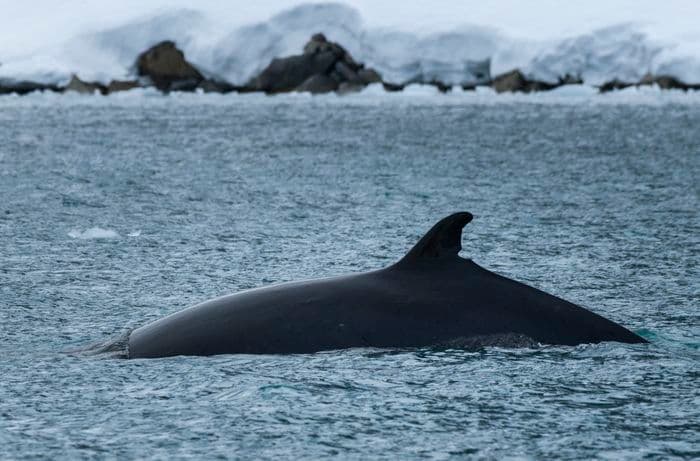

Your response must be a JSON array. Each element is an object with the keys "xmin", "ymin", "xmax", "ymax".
[
  {"xmin": 382, "ymin": 82, "xmax": 405, "ymax": 92},
  {"xmin": 637, "ymin": 73, "xmax": 700, "ymax": 91},
  {"xmin": 491, "ymin": 69, "xmax": 560, "ymax": 93},
  {"xmin": 490, "ymin": 70, "xmax": 584, "ymax": 93},
  {"xmin": 296, "ymin": 74, "xmax": 339, "ymax": 93},
  {"xmin": 250, "ymin": 51, "xmax": 336, "ymax": 93},
  {"xmin": 135, "ymin": 40, "xmax": 205, "ymax": 91},
  {"xmin": 197, "ymin": 79, "xmax": 237, "ymax": 93},
  {"xmin": 5, "ymin": 35, "xmax": 700, "ymax": 97},
  {"xmin": 401, "ymin": 76, "xmax": 453, "ymax": 93},
  {"xmin": 106, "ymin": 80, "xmax": 140, "ymax": 93},
  {"xmin": 65, "ymin": 76, "xmax": 143, "ymax": 95},
  {"xmin": 558, "ymin": 73, "xmax": 584, "ymax": 86},
  {"xmin": 424, "ymin": 79, "xmax": 452, "ymax": 93},
  {"xmin": 492, "ymin": 70, "xmax": 526, "ymax": 93},
  {"xmin": 64, "ymin": 75, "xmax": 107, "ymax": 95},
  {"xmin": 134, "ymin": 41, "xmax": 240, "ymax": 93},
  {"xmin": 357, "ymin": 68, "xmax": 382, "ymax": 84},
  {"xmin": 598, "ymin": 79, "xmax": 635, "ymax": 93},
  {"xmin": 0, "ymin": 79, "xmax": 61, "ymax": 95},
  {"xmin": 597, "ymin": 74, "xmax": 700, "ymax": 93},
  {"xmin": 249, "ymin": 33, "xmax": 384, "ymax": 94}
]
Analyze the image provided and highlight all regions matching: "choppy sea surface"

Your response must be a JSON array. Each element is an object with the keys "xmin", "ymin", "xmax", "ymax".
[{"xmin": 1, "ymin": 89, "xmax": 698, "ymax": 459}]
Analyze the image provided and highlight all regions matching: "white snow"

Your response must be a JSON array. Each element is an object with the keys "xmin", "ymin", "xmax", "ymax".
[{"xmin": 0, "ymin": 1, "xmax": 699, "ymax": 86}]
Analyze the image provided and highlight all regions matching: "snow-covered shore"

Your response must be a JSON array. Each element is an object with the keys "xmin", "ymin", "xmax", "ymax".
[{"xmin": 1, "ymin": 2, "xmax": 699, "ymax": 94}]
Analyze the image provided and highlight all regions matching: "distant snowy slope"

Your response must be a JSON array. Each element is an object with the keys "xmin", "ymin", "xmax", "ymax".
[
  {"xmin": 67, "ymin": 10, "xmax": 209, "ymax": 80},
  {"xmin": 527, "ymin": 25, "xmax": 665, "ymax": 85},
  {"xmin": 207, "ymin": 3, "xmax": 364, "ymax": 84},
  {"xmin": 0, "ymin": 2, "xmax": 698, "ymax": 86},
  {"xmin": 0, "ymin": 10, "xmax": 209, "ymax": 84}
]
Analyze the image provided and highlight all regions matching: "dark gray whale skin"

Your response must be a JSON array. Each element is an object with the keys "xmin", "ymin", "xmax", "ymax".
[{"xmin": 128, "ymin": 212, "xmax": 645, "ymax": 358}]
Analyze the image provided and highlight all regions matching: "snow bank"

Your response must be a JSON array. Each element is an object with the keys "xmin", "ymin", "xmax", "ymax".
[{"xmin": 0, "ymin": 2, "xmax": 699, "ymax": 86}]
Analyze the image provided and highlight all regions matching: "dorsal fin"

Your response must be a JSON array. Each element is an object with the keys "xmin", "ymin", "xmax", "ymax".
[{"xmin": 399, "ymin": 212, "xmax": 473, "ymax": 264}]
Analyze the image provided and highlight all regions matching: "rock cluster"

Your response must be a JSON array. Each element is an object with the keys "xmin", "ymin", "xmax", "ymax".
[
  {"xmin": 491, "ymin": 70, "xmax": 553, "ymax": 93},
  {"xmin": 134, "ymin": 41, "xmax": 237, "ymax": 93},
  {"xmin": 490, "ymin": 70, "xmax": 583, "ymax": 93},
  {"xmin": 247, "ymin": 33, "xmax": 382, "ymax": 94},
  {"xmin": 0, "ymin": 80, "xmax": 61, "ymax": 95},
  {"xmin": 62, "ymin": 75, "xmax": 142, "ymax": 95},
  {"xmin": 1, "ymin": 35, "xmax": 699, "ymax": 96},
  {"xmin": 64, "ymin": 75, "xmax": 107, "ymax": 95},
  {"xmin": 599, "ymin": 73, "xmax": 700, "ymax": 93},
  {"xmin": 135, "ymin": 40, "xmax": 204, "ymax": 91},
  {"xmin": 107, "ymin": 80, "xmax": 141, "ymax": 93}
]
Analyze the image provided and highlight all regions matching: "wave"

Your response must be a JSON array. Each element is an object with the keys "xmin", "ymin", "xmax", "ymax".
[
  {"xmin": 68, "ymin": 329, "xmax": 130, "ymax": 359},
  {"xmin": 68, "ymin": 227, "xmax": 120, "ymax": 240},
  {"xmin": 1, "ymin": 2, "xmax": 699, "ymax": 86}
]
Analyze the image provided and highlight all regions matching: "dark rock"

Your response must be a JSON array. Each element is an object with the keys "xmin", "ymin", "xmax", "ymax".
[
  {"xmin": 133, "ymin": 40, "xmax": 238, "ymax": 94},
  {"xmin": 638, "ymin": 73, "xmax": 658, "ymax": 86},
  {"xmin": 491, "ymin": 69, "xmax": 558, "ymax": 93},
  {"xmin": 382, "ymin": 82, "xmax": 405, "ymax": 92},
  {"xmin": 651, "ymin": 75, "xmax": 685, "ymax": 90},
  {"xmin": 197, "ymin": 79, "xmax": 237, "ymax": 93},
  {"xmin": 357, "ymin": 68, "xmax": 382, "ymax": 85},
  {"xmin": 0, "ymin": 79, "xmax": 61, "ymax": 95},
  {"xmin": 403, "ymin": 75, "xmax": 452, "ymax": 93},
  {"xmin": 135, "ymin": 40, "xmax": 204, "ymax": 91},
  {"xmin": 333, "ymin": 61, "xmax": 363, "ymax": 84},
  {"xmin": 296, "ymin": 74, "xmax": 339, "ymax": 94},
  {"xmin": 303, "ymin": 33, "xmax": 330, "ymax": 55},
  {"xmin": 233, "ymin": 84, "xmax": 259, "ymax": 94},
  {"xmin": 64, "ymin": 75, "xmax": 107, "ymax": 95},
  {"xmin": 167, "ymin": 78, "xmax": 201, "ymax": 92},
  {"xmin": 529, "ymin": 80, "xmax": 559, "ymax": 92},
  {"xmin": 106, "ymin": 80, "xmax": 140, "ymax": 93},
  {"xmin": 328, "ymin": 69, "xmax": 344, "ymax": 83},
  {"xmin": 310, "ymin": 33, "xmax": 327, "ymax": 43},
  {"xmin": 491, "ymin": 69, "xmax": 527, "ymax": 93},
  {"xmin": 598, "ymin": 79, "xmax": 635, "ymax": 93},
  {"xmin": 250, "ymin": 34, "xmax": 381, "ymax": 94},
  {"xmin": 337, "ymin": 81, "xmax": 364, "ymax": 94},
  {"xmin": 461, "ymin": 83, "xmax": 477, "ymax": 91},
  {"xmin": 303, "ymin": 32, "xmax": 352, "ymax": 64},
  {"xmin": 638, "ymin": 73, "xmax": 700, "ymax": 91},
  {"xmin": 251, "ymin": 51, "xmax": 337, "ymax": 93},
  {"xmin": 340, "ymin": 52, "xmax": 361, "ymax": 72},
  {"xmin": 599, "ymin": 75, "xmax": 700, "ymax": 93},
  {"xmin": 302, "ymin": 33, "xmax": 325, "ymax": 54},
  {"xmin": 558, "ymin": 73, "xmax": 583, "ymax": 85},
  {"xmin": 428, "ymin": 79, "xmax": 452, "ymax": 93}
]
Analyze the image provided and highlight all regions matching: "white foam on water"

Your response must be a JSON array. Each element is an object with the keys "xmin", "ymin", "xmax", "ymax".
[{"xmin": 68, "ymin": 227, "xmax": 120, "ymax": 240}]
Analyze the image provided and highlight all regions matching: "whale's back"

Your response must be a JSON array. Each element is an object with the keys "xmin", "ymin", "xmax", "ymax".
[{"xmin": 127, "ymin": 212, "xmax": 645, "ymax": 358}]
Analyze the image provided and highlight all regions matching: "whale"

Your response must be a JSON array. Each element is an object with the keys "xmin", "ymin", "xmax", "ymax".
[{"xmin": 127, "ymin": 212, "xmax": 646, "ymax": 358}]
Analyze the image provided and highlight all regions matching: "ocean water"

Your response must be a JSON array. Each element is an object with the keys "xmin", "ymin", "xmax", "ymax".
[{"xmin": 1, "ymin": 90, "xmax": 698, "ymax": 459}]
